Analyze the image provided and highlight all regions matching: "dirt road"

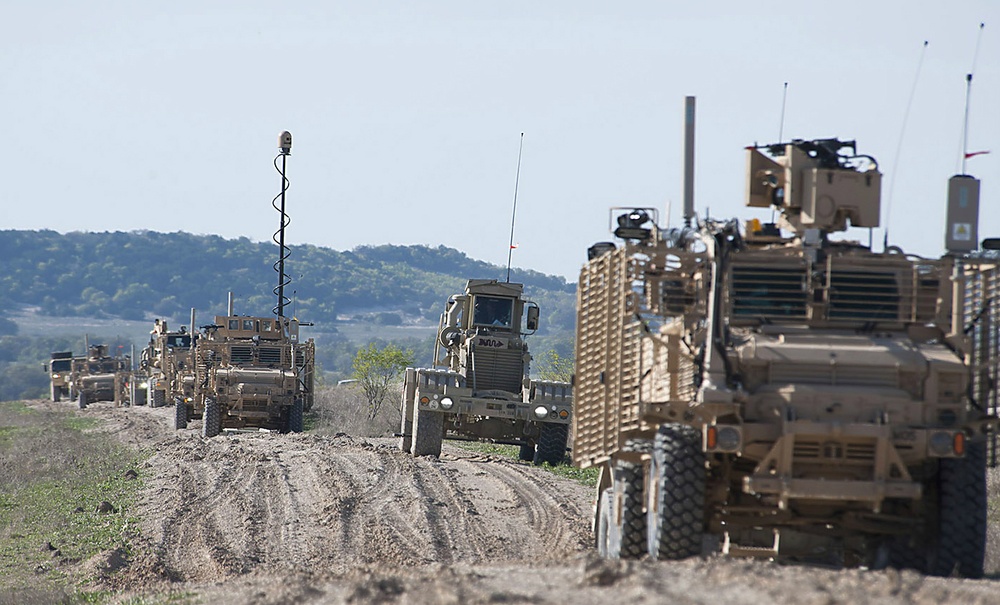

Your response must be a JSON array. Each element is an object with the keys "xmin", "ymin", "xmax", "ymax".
[{"xmin": 33, "ymin": 400, "xmax": 1000, "ymax": 604}]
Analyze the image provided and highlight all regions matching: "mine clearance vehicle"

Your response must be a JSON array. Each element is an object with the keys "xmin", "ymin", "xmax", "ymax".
[
  {"xmin": 180, "ymin": 312, "xmax": 315, "ymax": 437},
  {"xmin": 400, "ymin": 279, "xmax": 573, "ymax": 463},
  {"xmin": 142, "ymin": 317, "xmax": 196, "ymax": 411},
  {"xmin": 46, "ymin": 351, "xmax": 77, "ymax": 402},
  {"xmin": 72, "ymin": 343, "xmax": 131, "ymax": 409},
  {"xmin": 575, "ymin": 133, "xmax": 997, "ymax": 577}
]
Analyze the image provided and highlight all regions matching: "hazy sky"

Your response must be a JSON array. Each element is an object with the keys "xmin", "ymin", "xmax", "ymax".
[{"xmin": 3, "ymin": 1, "xmax": 997, "ymax": 281}]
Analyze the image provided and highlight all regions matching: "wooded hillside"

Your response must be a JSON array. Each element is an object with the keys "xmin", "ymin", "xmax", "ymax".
[{"xmin": 0, "ymin": 230, "xmax": 575, "ymax": 331}]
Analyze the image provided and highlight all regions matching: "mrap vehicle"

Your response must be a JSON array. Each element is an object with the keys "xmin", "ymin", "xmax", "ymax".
[
  {"xmin": 574, "ymin": 126, "xmax": 997, "ymax": 576},
  {"xmin": 142, "ymin": 317, "xmax": 196, "ymax": 410},
  {"xmin": 400, "ymin": 279, "xmax": 572, "ymax": 464},
  {"xmin": 182, "ymin": 313, "xmax": 315, "ymax": 437}
]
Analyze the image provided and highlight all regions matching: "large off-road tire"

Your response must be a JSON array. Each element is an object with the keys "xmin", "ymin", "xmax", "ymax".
[
  {"xmin": 51, "ymin": 384, "xmax": 60, "ymax": 403},
  {"xmin": 151, "ymin": 389, "xmax": 165, "ymax": 408},
  {"xmin": 202, "ymin": 398, "xmax": 221, "ymax": 438},
  {"xmin": 519, "ymin": 443, "xmax": 536, "ymax": 462},
  {"xmin": 609, "ymin": 459, "xmax": 647, "ymax": 559},
  {"xmin": 412, "ymin": 408, "xmax": 444, "ymax": 458},
  {"xmin": 399, "ymin": 373, "xmax": 416, "ymax": 453},
  {"xmin": 533, "ymin": 422, "xmax": 569, "ymax": 466},
  {"xmin": 888, "ymin": 441, "xmax": 988, "ymax": 578},
  {"xmin": 646, "ymin": 423, "xmax": 705, "ymax": 560},
  {"xmin": 77, "ymin": 391, "xmax": 88, "ymax": 410},
  {"xmin": 596, "ymin": 488, "xmax": 616, "ymax": 558},
  {"xmin": 934, "ymin": 441, "xmax": 987, "ymax": 578},
  {"xmin": 288, "ymin": 398, "xmax": 304, "ymax": 433},
  {"xmin": 174, "ymin": 398, "xmax": 188, "ymax": 429},
  {"xmin": 131, "ymin": 384, "xmax": 147, "ymax": 407}
]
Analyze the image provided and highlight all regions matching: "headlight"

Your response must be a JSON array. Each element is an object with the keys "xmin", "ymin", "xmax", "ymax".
[
  {"xmin": 929, "ymin": 431, "xmax": 953, "ymax": 456},
  {"xmin": 534, "ymin": 405, "xmax": 549, "ymax": 419},
  {"xmin": 52, "ymin": 373, "xmax": 60, "ymax": 379},
  {"xmin": 716, "ymin": 427, "xmax": 741, "ymax": 451},
  {"xmin": 439, "ymin": 396, "xmax": 454, "ymax": 410},
  {"xmin": 140, "ymin": 382, "xmax": 149, "ymax": 389}
]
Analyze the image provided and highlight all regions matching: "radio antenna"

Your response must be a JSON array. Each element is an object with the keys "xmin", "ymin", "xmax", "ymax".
[
  {"xmin": 506, "ymin": 132, "xmax": 524, "ymax": 283},
  {"xmin": 960, "ymin": 22, "xmax": 986, "ymax": 175},
  {"xmin": 777, "ymin": 82, "xmax": 788, "ymax": 142},
  {"xmin": 885, "ymin": 40, "xmax": 929, "ymax": 249}
]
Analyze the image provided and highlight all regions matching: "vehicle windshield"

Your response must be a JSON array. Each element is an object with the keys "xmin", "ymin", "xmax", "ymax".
[
  {"xmin": 167, "ymin": 334, "xmax": 191, "ymax": 348},
  {"xmin": 473, "ymin": 296, "xmax": 514, "ymax": 329}
]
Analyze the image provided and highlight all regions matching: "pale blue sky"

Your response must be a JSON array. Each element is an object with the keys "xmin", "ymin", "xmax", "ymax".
[{"xmin": 3, "ymin": 1, "xmax": 997, "ymax": 280}]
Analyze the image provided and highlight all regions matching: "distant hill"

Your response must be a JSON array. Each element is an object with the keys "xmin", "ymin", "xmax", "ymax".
[{"xmin": 0, "ymin": 230, "xmax": 576, "ymax": 334}]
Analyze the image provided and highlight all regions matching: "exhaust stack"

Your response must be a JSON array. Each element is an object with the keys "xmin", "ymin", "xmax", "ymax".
[
  {"xmin": 683, "ymin": 96, "xmax": 696, "ymax": 227},
  {"xmin": 227, "ymin": 292, "xmax": 234, "ymax": 316}
]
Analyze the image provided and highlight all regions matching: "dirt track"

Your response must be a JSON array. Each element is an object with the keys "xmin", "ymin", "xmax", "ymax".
[{"xmin": 33, "ymin": 400, "xmax": 1000, "ymax": 604}]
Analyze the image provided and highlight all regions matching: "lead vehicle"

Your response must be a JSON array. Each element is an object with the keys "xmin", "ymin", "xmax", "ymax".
[{"xmin": 575, "ymin": 136, "xmax": 997, "ymax": 576}]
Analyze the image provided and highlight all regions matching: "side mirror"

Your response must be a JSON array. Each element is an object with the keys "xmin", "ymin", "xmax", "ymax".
[{"xmin": 525, "ymin": 306, "xmax": 540, "ymax": 332}]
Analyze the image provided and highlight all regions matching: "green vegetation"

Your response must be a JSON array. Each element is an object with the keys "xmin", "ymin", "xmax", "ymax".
[
  {"xmin": 0, "ymin": 230, "xmax": 575, "ymax": 329},
  {"xmin": 351, "ymin": 342, "xmax": 415, "ymax": 419},
  {"xmin": 534, "ymin": 349, "xmax": 574, "ymax": 382},
  {"xmin": 454, "ymin": 441, "xmax": 598, "ymax": 487},
  {"xmin": 0, "ymin": 401, "xmax": 145, "ymax": 602}
]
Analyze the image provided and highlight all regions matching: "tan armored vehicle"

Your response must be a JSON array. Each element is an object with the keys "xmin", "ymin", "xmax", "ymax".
[
  {"xmin": 142, "ymin": 317, "xmax": 196, "ymax": 410},
  {"xmin": 72, "ymin": 343, "xmax": 131, "ymax": 409},
  {"xmin": 400, "ymin": 279, "xmax": 573, "ymax": 464},
  {"xmin": 575, "ymin": 132, "xmax": 996, "ymax": 577},
  {"xmin": 45, "ymin": 351, "xmax": 77, "ymax": 402},
  {"xmin": 180, "ymin": 313, "xmax": 315, "ymax": 437}
]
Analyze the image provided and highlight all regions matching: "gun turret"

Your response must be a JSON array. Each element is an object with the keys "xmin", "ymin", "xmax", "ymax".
[{"xmin": 746, "ymin": 138, "xmax": 881, "ymax": 237}]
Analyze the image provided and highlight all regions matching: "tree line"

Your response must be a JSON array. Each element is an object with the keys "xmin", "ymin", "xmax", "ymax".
[{"xmin": 0, "ymin": 230, "xmax": 576, "ymax": 332}]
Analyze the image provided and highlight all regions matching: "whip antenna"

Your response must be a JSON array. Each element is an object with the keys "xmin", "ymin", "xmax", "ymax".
[
  {"xmin": 506, "ymin": 132, "xmax": 524, "ymax": 283},
  {"xmin": 778, "ymin": 82, "xmax": 788, "ymax": 142},
  {"xmin": 960, "ymin": 22, "xmax": 986, "ymax": 175},
  {"xmin": 885, "ymin": 40, "xmax": 929, "ymax": 249}
]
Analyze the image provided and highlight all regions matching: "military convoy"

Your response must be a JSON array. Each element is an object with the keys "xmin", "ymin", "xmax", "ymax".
[
  {"xmin": 400, "ymin": 279, "xmax": 573, "ymax": 464},
  {"xmin": 573, "ymin": 110, "xmax": 997, "ymax": 576}
]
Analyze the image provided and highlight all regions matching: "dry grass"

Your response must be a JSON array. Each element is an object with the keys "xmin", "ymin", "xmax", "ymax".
[{"xmin": 308, "ymin": 384, "xmax": 403, "ymax": 438}]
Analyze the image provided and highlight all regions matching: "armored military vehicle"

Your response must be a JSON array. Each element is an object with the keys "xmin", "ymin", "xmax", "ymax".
[
  {"xmin": 574, "ymin": 116, "xmax": 996, "ymax": 576},
  {"xmin": 142, "ymin": 317, "xmax": 196, "ymax": 411},
  {"xmin": 46, "ymin": 351, "xmax": 76, "ymax": 402},
  {"xmin": 73, "ymin": 343, "xmax": 131, "ymax": 409},
  {"xmin": 180, "ymin": 312, "xmax": 315, "ymax": 437},
  {"xmin": 400, "ymin": 279, "xmax": 573, "ymax": 463}
]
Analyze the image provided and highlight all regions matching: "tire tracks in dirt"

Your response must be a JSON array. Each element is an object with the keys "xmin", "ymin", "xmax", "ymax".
[{"xmin": 97, "ymin": 402, "xmax": 593, "ymax": 584}]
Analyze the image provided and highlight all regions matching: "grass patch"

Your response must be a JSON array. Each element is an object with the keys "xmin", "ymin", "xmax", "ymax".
[
  {"xmin": 454, "ymin": 441, "xmax": 600, "ymax": 487},
  {"xmin": 0, "ymin": 401, "xmax": 145, "ymax": 602}
]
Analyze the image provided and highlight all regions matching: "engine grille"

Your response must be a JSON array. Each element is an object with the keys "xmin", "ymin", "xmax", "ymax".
[{"xmin": 468, "ymin": 347, "xmax": 522, "ymax": 393}]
